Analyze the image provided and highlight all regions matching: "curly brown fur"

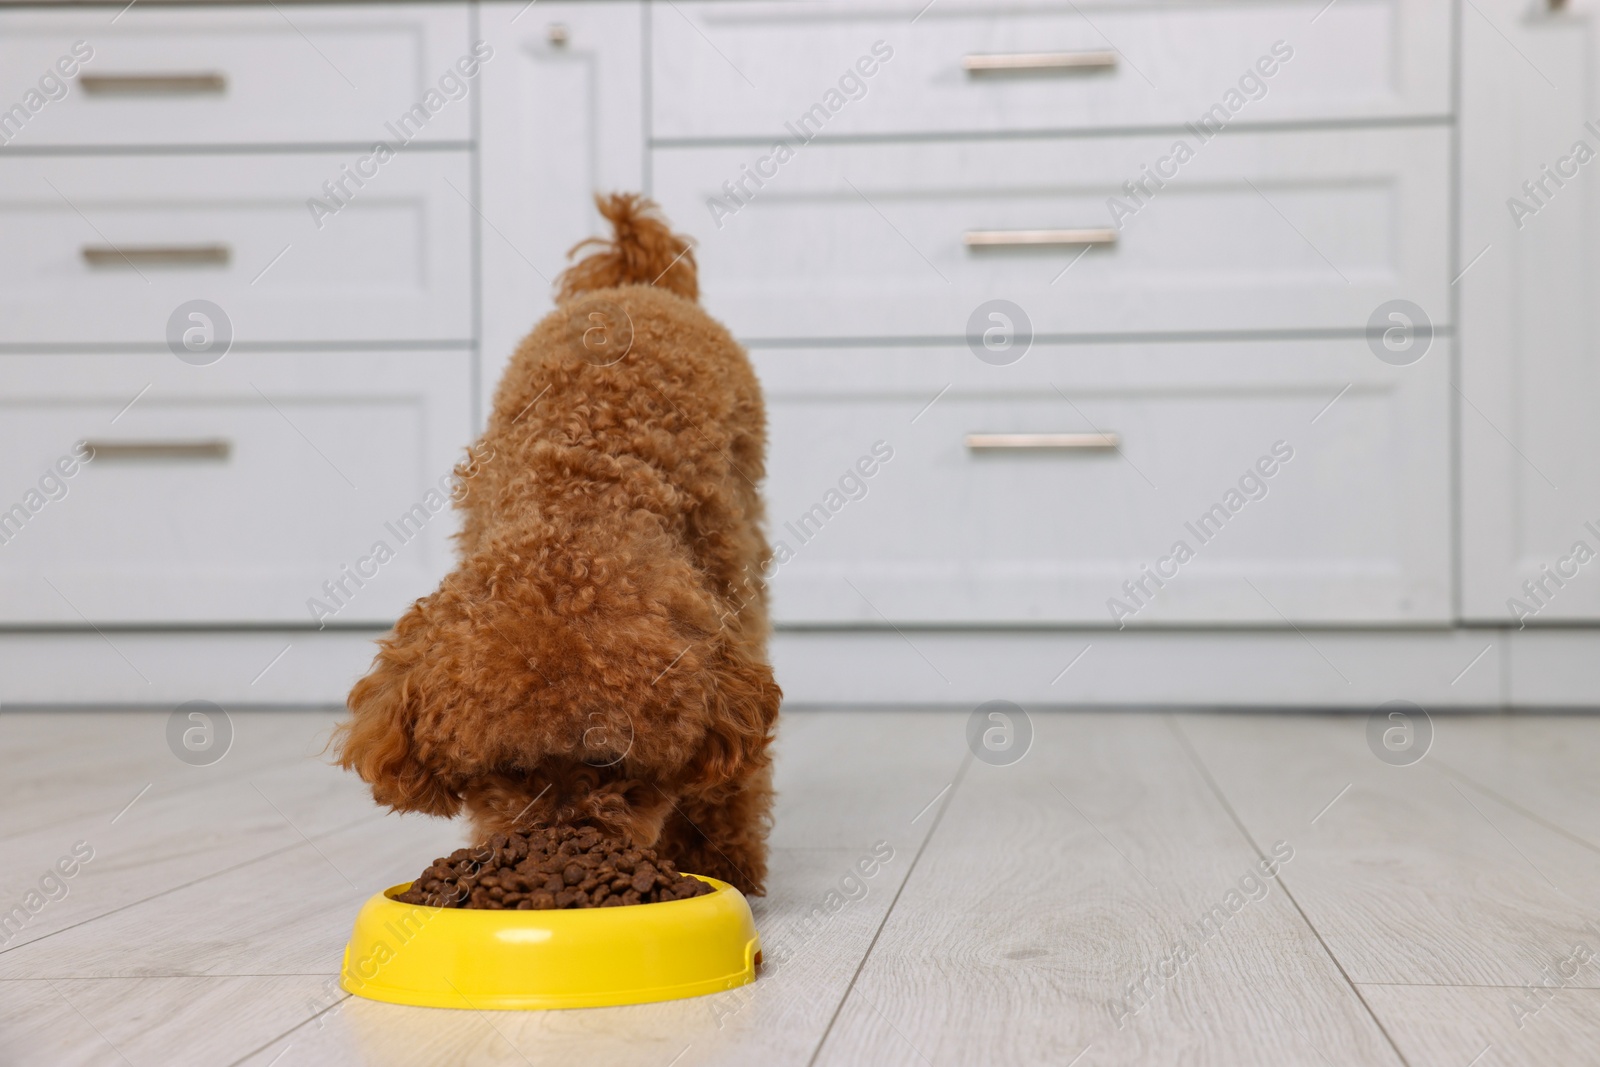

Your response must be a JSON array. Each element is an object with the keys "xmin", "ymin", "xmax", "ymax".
[{"xmin": 334, "ymin": 193, "xmax": 779, "ymax": 894}]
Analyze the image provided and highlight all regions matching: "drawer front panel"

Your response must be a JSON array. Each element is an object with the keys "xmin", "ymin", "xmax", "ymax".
[
  {"xmin": 0, "ymin": 152, "xmax": 472, "ymax": 345},
  {"xmin": 0, "ymin": 352, "xmax": 470, "ymax": 625},
  {"xmin": 0, "ymin": 6, "xmax": 473, "ymax": 147},
  {"xmin": 655, "ymin": 127, "xmax": 1449, "ymax": 341},
  {"xmin": 754, "ymin": 339, "xmax": 1450, "ymax": 625},
  {"xmin": 653, "ymin": 0, "xmax": 1451, "ymax": 140}
]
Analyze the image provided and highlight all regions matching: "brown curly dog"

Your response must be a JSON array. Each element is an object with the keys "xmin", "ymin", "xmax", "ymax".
[{"xmin": 334, "ymin": 194, "xmax": 780, "ymax": 894}]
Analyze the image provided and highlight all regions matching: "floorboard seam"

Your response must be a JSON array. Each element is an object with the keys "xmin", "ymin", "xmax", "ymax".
[
  {"xmin": 0, "ymin": 713, "xmax": 341, "ymax": 848},
  {"xmin": 0, "ymin": 809, "xmax": 387, "ymax": 963},
  {"xmin": 1168, "ymin": 715, "xmax": 1415, "ymax": 1067},
  {"xmin": 224, "ymin": 994, "xmax": 354, "ymax": 1067},
  {"xmin": 1432, "ymin": 758, "xmax": 1600, "ymax": 859},
  {"xmin": 804, "ymin": 749, "xmax": 974, "ymax": 1067}
]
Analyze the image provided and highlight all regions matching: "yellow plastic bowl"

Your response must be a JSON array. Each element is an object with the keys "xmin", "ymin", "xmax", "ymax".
[{"xmin": 339, "ymin": 876, "xmax": 760, "ymax": 1010}]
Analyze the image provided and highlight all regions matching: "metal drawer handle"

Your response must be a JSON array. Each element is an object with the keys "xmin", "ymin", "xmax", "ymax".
[
  {"xmin": 82, "ymin": 245, "xmax": 231, "ymax": 268},
  {"xmin": 965, "ymin": 228, "xmax": 1118, "ymax": 248},
  {"xmin": 963, "ymin": 50, "xmax": 1117, "ymax": 74},
  {"xmin": 82, "ymin": 439, "xmax": 232, "ymax": 461},
  {"xmin": 80, "ymin": 73, "xmax": 228, "ymax": 95},
  {"xmin": 966, "ymin": 433, "xmax": 1120, "ymax": 451}
]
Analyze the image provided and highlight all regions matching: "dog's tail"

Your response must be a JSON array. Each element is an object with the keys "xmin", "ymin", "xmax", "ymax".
[{"xmin": 555, "ymin": 193, "xmax": 698, "ymax": 304}]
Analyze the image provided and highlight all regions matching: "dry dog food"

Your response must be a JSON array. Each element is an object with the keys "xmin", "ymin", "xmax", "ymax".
[{"xmin": 395, "ymin": 826, "xmax": 714, "ymax": 910}]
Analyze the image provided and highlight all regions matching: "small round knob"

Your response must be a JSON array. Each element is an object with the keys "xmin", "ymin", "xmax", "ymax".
[{"xmin": 547, "ymin": 22, "xmax": 570, "ymax": 47}]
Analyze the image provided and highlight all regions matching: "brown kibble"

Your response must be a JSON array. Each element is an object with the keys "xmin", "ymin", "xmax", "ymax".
[{"xmin": 398, "ymin": 828, "xmax": 714, "ymax": 910}]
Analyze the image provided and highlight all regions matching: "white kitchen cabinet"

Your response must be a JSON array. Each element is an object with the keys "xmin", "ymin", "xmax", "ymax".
[
  {"xmin": 756, "ymin": 339, "xmax": 1451, "ymax": 625},
  {"xmin": 477, "ymin": 1, "xmax": 645, "ymax": 419},
  {"xmin": 1460, "ymin": 0, "xmax": 1600, "ymax": 622},
  {"xmin": 7, "ymin": 0, "xmax": 1598, "ymax": 708}
]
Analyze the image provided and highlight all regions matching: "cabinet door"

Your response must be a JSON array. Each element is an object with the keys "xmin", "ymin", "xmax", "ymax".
[
  {"xmin": 0, "ymin": 151, "xmax": 472, "ymax": 346},
  {"xmin": 0, "ymin": 352, "xmax": 470, "ymax": 625},
  {"xmin": 654, "ymin": 0, "xmax": 1452, "ymax": 140},
  {"xmin": 477, "ymin": 1, "xmax": 644, "ymax": 425},
  {"xmin": 756, "ymin": 339, "xmax": 1451, "ymax": 625},
  {"xmin": 1461, "ymin": 0, "xmax": 1600, "ymax": 621},
  {"xmin": 654, "ymin": 127, "xmax": 1449, "ymax": 342},
  {"xmin": 0, "ymin": 5, "xmax": 472, "ymax": 147}
]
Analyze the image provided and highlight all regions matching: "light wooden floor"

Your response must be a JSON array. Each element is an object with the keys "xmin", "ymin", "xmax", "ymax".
[{"xmin": 3, "ymin": 708, "xmax": 1599, "ymax": 1066}]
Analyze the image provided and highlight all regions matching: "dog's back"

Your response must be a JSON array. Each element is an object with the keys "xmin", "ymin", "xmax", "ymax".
[
  {"xmin": 337, "ymin": 195, "xmax": 781, "ymax": 894},
  {"xmin": 462, "ymin": 195, "xmax": 769, "ymax": 629}
]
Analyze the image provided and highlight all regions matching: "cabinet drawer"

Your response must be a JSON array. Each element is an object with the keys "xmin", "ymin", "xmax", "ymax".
[
  {"xmin": 0, "ymin": 152, "xmax": 471, "ymax": 345},
  {"xmin": 653, "ymin": 0, "xmax": 1451, "ymax": 140},
  {"xmin": 754, "ymin": 339, "xmax": 1450, "ymax": 625},
  {"xmin": 0, "ymin": 352, "xmax": 470, "ymax": 625},
  {"xmin": 656, "ymin": 126, "xmax": 1449, "ymax": 341},
  {"xmin": 0, "ymin": 6, "xmax": 473, "ymax": 147}
]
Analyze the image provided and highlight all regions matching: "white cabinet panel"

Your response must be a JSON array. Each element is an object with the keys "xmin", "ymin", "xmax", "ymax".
[
  {"xmin": 1460, "ymin": 0, "xmax": 1600, "ymax": 622},
  {"xmin": 0, "ymin": 351, "xmax": 470, "ymax": 625},
  {"xmin": 755, "ymin": 339, "xmax": 1451, "ymax": 624},
  {"xmin": 653, "ymin": 0, "xmax": 1452, "ymax": 140},
  {"xmin": 655, "ymin": 127, "xmax": 1449, "ymax": 341},
  {"xmin": 0, "ymin": 151, "xmax": 472, "ymax": 345},
  {"xmin": 0, "ymin": 6, "xmax": 473, "ymax": 147},
  {"xmin": 478, "ymin": 1, "xmax": 644, "ymax": 424}
]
